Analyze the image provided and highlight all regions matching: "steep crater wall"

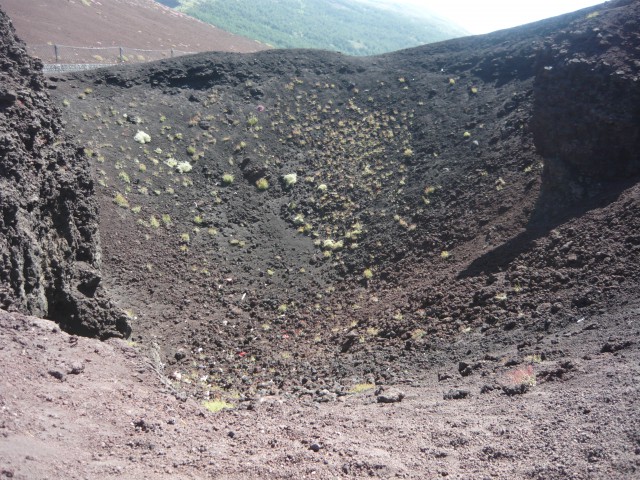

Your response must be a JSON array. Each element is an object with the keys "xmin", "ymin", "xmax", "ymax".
[
  {"xmin": 531, "ymin": 0, "xmax": 640, "ymax": 208},
  {"xmin": 0, "ymin": 9, "xmax": 129, "ymax": 338}
]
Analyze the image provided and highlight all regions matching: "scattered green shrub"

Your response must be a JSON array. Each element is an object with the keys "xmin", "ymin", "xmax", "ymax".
[
  {"xmin": 256, "ymin": 177, "xmax": 269, "ymax": 190},
  {"xmin": 118, "ymin": 171, "xmax": 130, "ymax": 184},
  {"xmin": 282, "ymin": 173, "xmax": 297, "ymax": 187},
  {"xmin": 202, "ymin": 400, "xmax": 234, "ymax": 413},
  {"xmin": 323, "ymin": 239, "xmax": 344, "ymax": 251},
  {"xmin": 349, "ymin": 383, "xmax": 375, "ymax": 394},
  {"xmin": 134, "ymin": 130, "xmax": 151, "ymax": 144},
  {"xmin": 176, "ymin": 161, "xmax": 192, "ymax": 173},
  {"xmin": 114, "ymin": 193, "xmax": 129, "ymax": 208}
]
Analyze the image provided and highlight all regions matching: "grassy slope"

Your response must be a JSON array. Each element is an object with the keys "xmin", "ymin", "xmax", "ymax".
[{"xmin": 165, "ymin": 0, "xmax": 467, "ymax": 56}]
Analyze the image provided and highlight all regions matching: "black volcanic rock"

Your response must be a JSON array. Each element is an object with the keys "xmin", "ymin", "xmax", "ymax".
[
  {"xmin": 531, "ymin": 0, "xmax": 640, "ymax": 208},
  {"xmin": 45, "ymin": 0, "xmax": 640, "ymax": 395},
  {"xmin": 0, "ymin": 8, "xmax": 128, "ymax": 338}
]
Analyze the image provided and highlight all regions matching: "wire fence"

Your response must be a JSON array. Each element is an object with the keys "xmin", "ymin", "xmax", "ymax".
[{"xmin": 27, "ymin": 44, "xmax": 196, "ymax": 65}]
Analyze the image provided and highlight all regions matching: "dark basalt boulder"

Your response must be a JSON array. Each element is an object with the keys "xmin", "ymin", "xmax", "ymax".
[{"xmin": 0, "ymin": 8, "xmax": 129, "ymax": 338}]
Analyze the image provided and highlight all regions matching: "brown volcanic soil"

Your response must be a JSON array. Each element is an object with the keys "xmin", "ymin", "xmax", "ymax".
[
  {"xmin": 1, "ymin": 305, "xmax": 639, "ymax": 479},
  {"xmin": 0, "ymin": 0, "xmax": 267, "ymax": 55},
  {"xmin": 1, "ymin": 0, "xmax": 640, "ymax": 478}
]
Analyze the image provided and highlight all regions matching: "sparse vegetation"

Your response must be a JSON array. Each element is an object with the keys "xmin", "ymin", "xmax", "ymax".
[
  {"xmin": 176, "ymin": 161, "xmax": 192, "ymax": 173},
  {"xmin": 113, "ymin": 193, "xmax": 129, "ymax": 208},
  {"xmin": 282, "ymin": 173, "xmax": 297, "ymax": 187},
  {"xmin": 349, "ymin": 383, "xmax": 375, "ymax": 394},
  {"xmin": 507, "ymin": 365, "xmax": 536, "ymax": 387},
  {"xmin": 14, "ymin": 3, "xmax": 640, "ymax": 478},
  {"xmin": 323, "ymin": 239, "xmax": 343, "ymax": 251},
  {"xmin": 202, "ymin": 399, "xmax": 234, "ymax": 412},
  {"xmin": 134, "ymin": 130, "xmax": 151, "ymax": 144},
  {"xmin": 256, "ymin": 177, "xmax": 269, "ymax": 190}
]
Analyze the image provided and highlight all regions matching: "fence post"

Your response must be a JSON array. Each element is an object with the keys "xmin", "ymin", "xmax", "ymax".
[
  {"xmin": 119, "ymin": 46, "xmax": 123, "ymax": 63},
  {"xmin": 54, "ymin": 44, "xmax": 59, "ymax": 63}
]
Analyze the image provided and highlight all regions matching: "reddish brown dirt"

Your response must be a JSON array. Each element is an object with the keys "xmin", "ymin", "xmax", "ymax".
[
  {"xmin": 1, "ymin": 0, "xmax": 640, "ymax": 478},
  {"xmin": 0, "ymin": 0, "xmax": 267, "ymax": 55},
  {"xmin": 1, "ymin": 306, "xmax": 639, "ymax": 479}
]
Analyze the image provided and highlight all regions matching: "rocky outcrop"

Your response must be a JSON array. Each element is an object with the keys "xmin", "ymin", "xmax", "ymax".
[
  {"xmin": 0, "ymin": 8, "xmax": 129, "ymax": 338},
  {"xmin": 531, "ymin": 0, "xmax": 640, "ymax": 207}
]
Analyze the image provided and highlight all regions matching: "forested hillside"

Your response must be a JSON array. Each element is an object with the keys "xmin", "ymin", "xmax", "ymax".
[{"xmin": 158, "ymin": 0, "xmax": 467, "ymax": 56}]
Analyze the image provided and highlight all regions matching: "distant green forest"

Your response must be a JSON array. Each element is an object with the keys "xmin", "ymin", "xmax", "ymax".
[{"xmin": 158, "ymin": 0, "xmax": 467, "ymax": 56}]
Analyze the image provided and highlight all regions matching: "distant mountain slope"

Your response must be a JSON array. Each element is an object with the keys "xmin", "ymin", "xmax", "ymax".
[
  {"xmin": 0, "ymin": 0, "xmax": 267, "ymax": 55},
  {"xmin": 162, "ymin": 0, "xmax": 468, "ymax": 56}
]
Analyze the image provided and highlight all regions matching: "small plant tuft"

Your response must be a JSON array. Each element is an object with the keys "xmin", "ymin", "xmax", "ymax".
[
  {"xmin": 113, "ymin": 193, "xmax": 129, "ymax": 208},
  {"xmin": 323, "ymin": 239, "xmax": 344, "ymax": 251},
  {"xmin": 176, "ymin": 161, "xmax": 192, "ymax": 173},
  {"xmin": 202, "ymin": 400, "xmax": 234, "ymax": 413},
  {"xmin": 507, "ymin": 365, "xmax": 536, "ymax": 387},
  {"xmin": 256, "ymin": 177, "xmax": 269, "ymax": 190},
  {"xmin": 349, "ymin": 383, "xmax": 375, "ymax": 394},
  {"xmin": 134, "ymin": 130, "xmax": 151, "ymax": 144},
  {"xmin": 282, "ymin": 173, "xmax": 297, "ymax": 187}
]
